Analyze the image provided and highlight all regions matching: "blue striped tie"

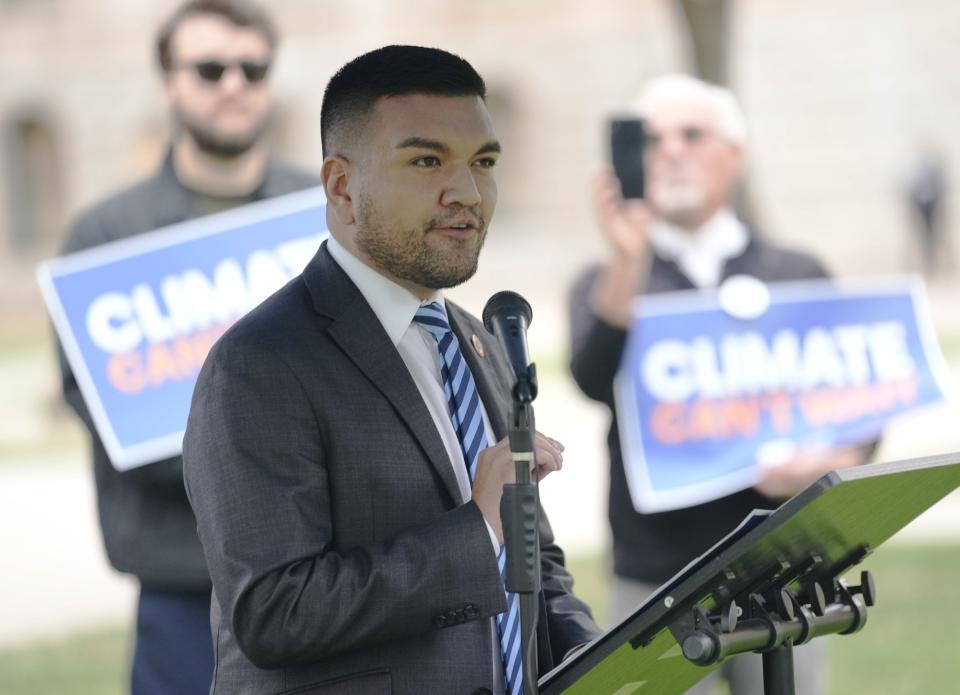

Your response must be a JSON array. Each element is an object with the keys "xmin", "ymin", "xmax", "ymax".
[{"xmin": 414, "ymin": 302, "xmax": 524, "ymax": 695}]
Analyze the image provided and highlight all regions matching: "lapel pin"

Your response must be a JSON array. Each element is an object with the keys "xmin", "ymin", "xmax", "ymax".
[{"xmin": 471, "ymin": 334, "xmax": 485, "ymax": 358}]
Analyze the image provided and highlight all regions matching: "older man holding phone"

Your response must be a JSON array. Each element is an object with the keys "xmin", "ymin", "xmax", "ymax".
[{"xmin": 568, "ymin": 74, "xmax": 872, "ymax": 695}]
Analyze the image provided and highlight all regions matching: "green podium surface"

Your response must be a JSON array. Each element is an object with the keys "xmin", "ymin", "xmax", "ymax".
[{"xmin": 541, "ymin": 452, "xmax": 960, "ymax": 694}]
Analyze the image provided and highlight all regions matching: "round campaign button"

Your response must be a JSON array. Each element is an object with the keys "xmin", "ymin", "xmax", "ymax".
[
  {"xmin": 718, "ymin": 274, "xmax": 771, "ymax": 320},
  {"xmin": 755, "ymin": 439, "xmax": 798, "ymax": 469}
]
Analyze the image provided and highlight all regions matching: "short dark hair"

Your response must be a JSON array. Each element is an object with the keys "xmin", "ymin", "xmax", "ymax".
[
  {"xmin": 320, "ymin": 45, "xmax": 487, "ymax": 158},
  {"xmin": 156, "ymin": 0, "xmax": 278, "ymax": 73}
]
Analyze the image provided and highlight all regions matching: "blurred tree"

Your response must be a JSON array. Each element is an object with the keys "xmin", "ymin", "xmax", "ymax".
[
  {"xmin": 674, "ymin": 0, "xmax": 760, "ymax": 231},
  {"xmin": 676, "ymin": 0, "xmax": 732, "ymax": 86}
]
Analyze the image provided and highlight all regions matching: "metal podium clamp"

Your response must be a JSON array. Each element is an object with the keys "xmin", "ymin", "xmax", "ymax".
[{"xmin": 667, "ymin": 561, "xmax": 877, "ymax": 695}]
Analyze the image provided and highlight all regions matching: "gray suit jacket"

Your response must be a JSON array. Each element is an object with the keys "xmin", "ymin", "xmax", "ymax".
[{"xmin": 183, "ymin": 242, "xmax": 600, "ymax": 694}]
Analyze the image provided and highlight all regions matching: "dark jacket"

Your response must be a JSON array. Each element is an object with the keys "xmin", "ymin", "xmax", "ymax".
[
  {"xmin": 183, "ymin": 243, "xmax": 601, "ymax": 694},
  {"xmin": 569, "ymin": 234, "xmax": 833, "ymax": 583},
  {"xmin": 58, "ymin": 151, "xmax": 320, "ymax": 589}
]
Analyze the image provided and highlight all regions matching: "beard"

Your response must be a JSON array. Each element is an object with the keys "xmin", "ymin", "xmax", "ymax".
[
  {"xmin": 173, "ymin": 105, "xmax": 269, "ymax": 157},
  {"xmin": 650, "ymin": 172, "xmax": 710, "ymax": 227},
  {"xmin": 355, "ymin": 193, "xmax": 487, "ymax": 291}
]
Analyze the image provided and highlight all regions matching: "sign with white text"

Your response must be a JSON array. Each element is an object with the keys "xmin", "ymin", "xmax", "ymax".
[
  {"xmin": 38, "ymin": 187, "xmax": 328, "ymax": 470},
  {"xmin": 615, "ymin": 277, "xmax": 951, "ymax": 513}
]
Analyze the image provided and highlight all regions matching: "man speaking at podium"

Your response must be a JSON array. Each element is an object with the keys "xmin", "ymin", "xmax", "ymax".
[{"xmin": 184, "ymin": 46, "xmax": 600, "ymax": 694}]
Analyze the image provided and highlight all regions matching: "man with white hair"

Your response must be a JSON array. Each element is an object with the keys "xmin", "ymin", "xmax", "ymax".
[{"xmin": 568, "ymin": 74, "xmax": 871, "ymax": 694}]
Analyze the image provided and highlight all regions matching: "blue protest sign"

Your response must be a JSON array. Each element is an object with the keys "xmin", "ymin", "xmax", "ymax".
[
  {"xmin": 615, "ymin": 276, "xmax": 952, "ymax": 513},
  {"xmin": 38, "ymin": 187, "xmax": 328, "ymax": 470}
]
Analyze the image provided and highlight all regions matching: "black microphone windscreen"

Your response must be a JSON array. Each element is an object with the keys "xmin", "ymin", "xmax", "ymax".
[{"xmin": 482, "ymin": 291, "xmax": 533, "ymax": 333}]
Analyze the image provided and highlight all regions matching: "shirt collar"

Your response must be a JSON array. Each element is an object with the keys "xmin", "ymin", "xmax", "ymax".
[
  {"xmin": 649, "ymin": 208, "xmax": 749, "ymax": 287},
  {"xmin": 326, "ymin": 235, "xmax": 444, "ymax": 346},
  {"xmin": 161, "ymin": 146, "xmax": 279, "ymax": 204}
]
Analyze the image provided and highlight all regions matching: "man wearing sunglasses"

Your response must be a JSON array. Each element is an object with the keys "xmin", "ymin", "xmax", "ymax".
[
  {"xmin": 568, "ymin": 75, "xmax": 873, "ymax": 695},
  {"xmin": 56, "ymin": 1, "xmax": 318, "ymax": 693}
]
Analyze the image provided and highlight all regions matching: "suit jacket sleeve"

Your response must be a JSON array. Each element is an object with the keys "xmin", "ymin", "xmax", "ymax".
[
  {"xmin": 537, "ymin": 515, "xmax": 602, "ymax": 663},
  {"xmin": 183, "ymin": 333, "xmax": 508, "ymax": 670}
]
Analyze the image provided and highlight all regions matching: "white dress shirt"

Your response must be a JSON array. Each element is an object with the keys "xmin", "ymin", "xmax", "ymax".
[
  {"xmin": 326, "ymin": 236, "xmax": 506, "ymax": 693},
  {"xmin": 649, "ymin": 208, "xmax": 749, "ymax": 288}
]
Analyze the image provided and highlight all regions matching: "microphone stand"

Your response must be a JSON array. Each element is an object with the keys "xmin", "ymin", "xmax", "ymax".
[{"xmin": 501, "ymin": 363, "xmax": 540, "ymax": 695}]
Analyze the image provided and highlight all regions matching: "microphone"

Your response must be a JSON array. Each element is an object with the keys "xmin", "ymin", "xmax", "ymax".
[{"xmin": 482, "ymin": 291, "xmax": 537, "ymax": 402}]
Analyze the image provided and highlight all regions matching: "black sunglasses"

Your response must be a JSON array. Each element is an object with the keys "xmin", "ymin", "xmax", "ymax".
[{"xmin": 181, "ymin": 60, "xmax": 271, "ymax": 84}]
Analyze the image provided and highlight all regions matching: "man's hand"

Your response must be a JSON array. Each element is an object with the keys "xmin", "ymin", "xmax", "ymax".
[
  {"xmin": 593, "ymin": 168, "xmax": 653, "ymax": 262},
  {"xmin": 471, "ymin": 432, "xmax": 564, "ymax": 544},
  {"xmin": 589, "ymin": 169, "xmax": 653, "ymax": 328},
  {"xmin": 754, "ymin": 444, "xmax": 866, "ymax": 501}
]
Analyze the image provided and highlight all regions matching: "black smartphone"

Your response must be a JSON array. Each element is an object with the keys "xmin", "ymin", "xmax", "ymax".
[{"xmin": 609, "ymin": 117, "xmax": 646, "ymax": 199}]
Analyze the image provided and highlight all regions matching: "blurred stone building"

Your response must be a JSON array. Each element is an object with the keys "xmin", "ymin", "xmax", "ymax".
[{"xmin": 1, "ymin": 0, "xmax": 958, "ymax": 327}]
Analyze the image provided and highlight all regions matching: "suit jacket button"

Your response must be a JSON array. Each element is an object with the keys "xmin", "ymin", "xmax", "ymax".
[
  {"xmin": 465, "ymin": 604, "xmax": 479, "ymax": 619},
  {"xmin": 434, "ymin": 615, "xmax": 448, "ymax": 628},
  {"xmin": 455, "ymin": 608, "xmax": 466, "ymax": 623}
]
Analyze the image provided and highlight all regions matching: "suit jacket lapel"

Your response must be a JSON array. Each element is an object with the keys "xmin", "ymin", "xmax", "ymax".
[{"xmin": 303, "ymin": 244, "xmax": 463, "ymax": 507}]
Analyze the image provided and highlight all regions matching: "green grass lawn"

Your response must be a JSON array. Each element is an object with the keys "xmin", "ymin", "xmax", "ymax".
[
  {"xmin": 0, "ymin": 543, "xmax": 956, "ymax": 694},
  {"xmin": 0, "ymin": 625, "xmax": 130, "ymax": 695}
]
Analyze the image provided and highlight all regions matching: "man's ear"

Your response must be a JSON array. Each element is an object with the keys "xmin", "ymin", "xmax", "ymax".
[{"xmin": 322, "ymin": 155, "xmax": 356, "ymax": 226}]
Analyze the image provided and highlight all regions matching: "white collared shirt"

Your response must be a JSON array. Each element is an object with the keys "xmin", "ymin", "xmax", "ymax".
[{"xmin": 649, "ymin": 208, "xmax": 749, "ymax": 288}]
